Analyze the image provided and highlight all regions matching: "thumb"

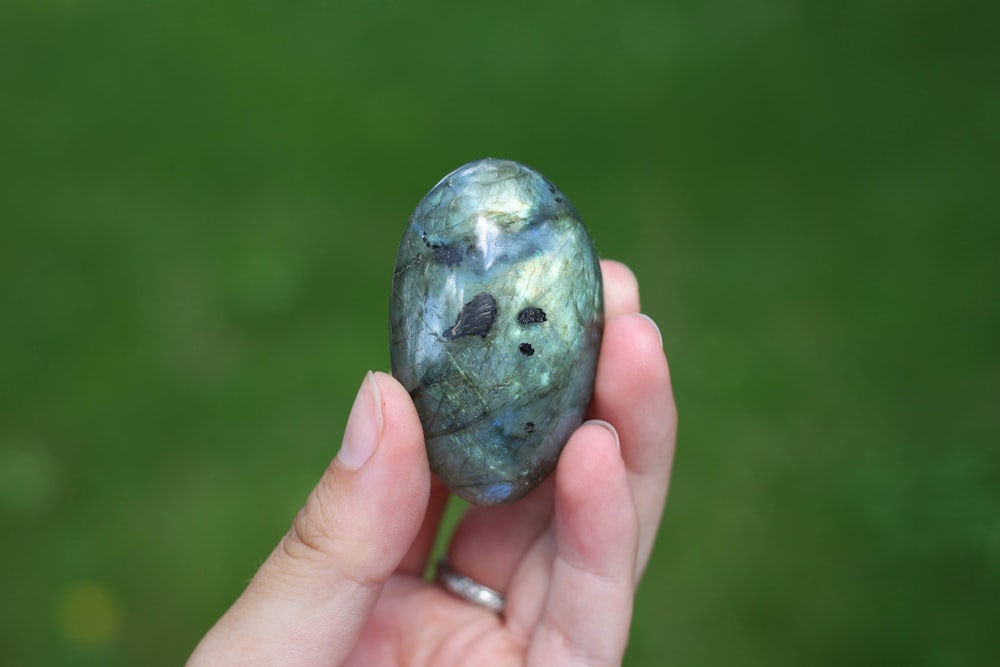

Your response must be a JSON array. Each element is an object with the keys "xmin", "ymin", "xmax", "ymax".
[{"xmin": 189, "ymin": 371, "xmax": 430, "ymax": 666}]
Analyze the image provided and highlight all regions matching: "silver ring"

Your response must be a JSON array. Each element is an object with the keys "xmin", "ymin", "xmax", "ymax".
[{"xmin": 436, "ymin": 557, "xmax": 506, "ymax": 615}]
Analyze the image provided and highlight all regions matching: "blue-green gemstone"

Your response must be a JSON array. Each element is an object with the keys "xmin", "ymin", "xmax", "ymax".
[{"xmin": 389, "ymin": 159, "xmax": 603, "ymax": 505}]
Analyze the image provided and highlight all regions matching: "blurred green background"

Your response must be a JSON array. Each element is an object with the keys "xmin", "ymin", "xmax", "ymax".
[{"xmin": 1, "ymin": 0, "xmax": 997, "ymax": 664}]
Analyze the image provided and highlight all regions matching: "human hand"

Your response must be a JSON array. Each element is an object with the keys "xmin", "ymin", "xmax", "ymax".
[{"xmin": 188, "ymin": 259, "xmax": 677, "ymax": 666}]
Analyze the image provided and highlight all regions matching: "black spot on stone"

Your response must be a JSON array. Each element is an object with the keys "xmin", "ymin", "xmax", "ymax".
[
  {"xmin": 421, "ymin": 235, "xmax": 463, "ymax": 266},
  {"xmin": 519, "ymin": 342, "xmax": 534, "ymax": 356},
  {"xmin": 517, "ymin": 307, "xmax": 547, "ymax": 325},
  {"xmin": 432, "ymin": 243, "xmax": 463, "ymax": 266},
  {"xmin": 444, "ymin": 293, "xmax": 497, "ymax": 339},
  {"xmin": 525, "ymin": 422, "xmax": 536, "ymax": 433},
  {"xmin": 555, "ymin": 196, "xmax": 563, "ymax": 204}
]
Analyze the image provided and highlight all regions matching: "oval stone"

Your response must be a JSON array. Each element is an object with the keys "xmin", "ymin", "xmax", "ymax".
[{"xmin": 389, "ymin": 158, "xmax": 603, "ymax": 505}]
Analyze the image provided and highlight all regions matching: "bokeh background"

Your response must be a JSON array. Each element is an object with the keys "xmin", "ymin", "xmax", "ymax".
[{"xmin": 2, "ymin": 0, "xmax": 997, "ymax": 664}]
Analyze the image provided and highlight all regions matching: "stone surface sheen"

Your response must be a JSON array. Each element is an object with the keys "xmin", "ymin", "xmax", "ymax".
[{"xmin": 389, "ymin": 159, "xmax": 603, "ymax": 505}]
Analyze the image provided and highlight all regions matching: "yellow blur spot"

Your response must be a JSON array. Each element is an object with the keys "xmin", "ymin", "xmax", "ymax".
[{"xmin": 55, "ymin": 581, "xmax": 122, "ymax": 648}]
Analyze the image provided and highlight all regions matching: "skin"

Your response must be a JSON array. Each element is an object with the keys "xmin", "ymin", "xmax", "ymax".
[{"xmin": 189, "ymin": 259, "xmax": 678, "ymax": 667}]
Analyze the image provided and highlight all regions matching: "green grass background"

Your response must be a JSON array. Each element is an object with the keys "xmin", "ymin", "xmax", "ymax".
[{"xmin": 1, "ymin": 0, "xmax": 997, "ymax": 664}]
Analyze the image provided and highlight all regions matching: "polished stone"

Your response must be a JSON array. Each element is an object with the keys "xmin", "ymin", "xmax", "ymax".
[{"xmin": 389, "ymin": 159, "xmax": 603, "ymax": 505}]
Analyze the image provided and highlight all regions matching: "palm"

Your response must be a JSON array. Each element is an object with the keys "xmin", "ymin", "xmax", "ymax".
[
  {"xmin": 355, "ymin": 577, "xmax": 519, "ymax": 665},
  {"xmin": 352, "ymin": 485, "xmax": 569, "ymax": 666}
]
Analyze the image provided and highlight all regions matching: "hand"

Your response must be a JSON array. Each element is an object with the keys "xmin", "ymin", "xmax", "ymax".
[{"xmin": 188, "ymin": 260, "xmax": 677, "ymax": 666}]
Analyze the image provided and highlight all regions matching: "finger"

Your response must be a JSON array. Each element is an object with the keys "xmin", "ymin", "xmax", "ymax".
[
  {"xmin": 446, "ymin": 474, "xmax": 555, "ymax": 593},
  {"xmin": 600, "ymin": 259, "xmax": 641, "ymax": 319},
  {"xmin": 526, "ymin": 421, "xmax": 638, "ymax": 667},
  {"xmin": 397, "ymin": 475, "xmax": 450, "ymax": 575},
  {"xmin": 589, "ymin": 312, "xmax": 676, "ymax": 580},
  {"xmin": 188, "ymin": 371, "xmax": 430, "ymax": 667}
]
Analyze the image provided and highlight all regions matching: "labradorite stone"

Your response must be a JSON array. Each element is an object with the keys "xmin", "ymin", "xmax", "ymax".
[{"xmin": 389, "ymin": 159, "xmax": 603, "ymax": 505}]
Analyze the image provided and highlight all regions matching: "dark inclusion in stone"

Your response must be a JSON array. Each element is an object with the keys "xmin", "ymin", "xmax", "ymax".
[
  {"xmin": 434, "ymin": 245, "xmax": 463, "ymax": 266},
  {"xmin": 389, "ymin": 158, "xmax": 603, "ymax": 505},
  {"xmin": 444, "ymin": 292, "xmax": 497, "ymax": 340},
  {"xmin": 517, "ymin": 307, "xmax": 547, "ymax": 325}
]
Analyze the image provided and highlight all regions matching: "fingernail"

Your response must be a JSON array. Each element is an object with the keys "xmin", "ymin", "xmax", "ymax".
[
  {"xmin": 584, "ymin": 419, "xmax": 621, "ymax": 452},
  {"xmin": 335, "ymin": 371, "xmax": 383, "ymax": 470},
  {"xmin": 637, "ymin": 313, "xmax": 664, "ymax": 348}
]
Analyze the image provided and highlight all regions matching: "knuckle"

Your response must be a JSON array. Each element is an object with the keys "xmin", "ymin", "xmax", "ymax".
[{"xmin": 281, "ymin": 477, "xmax": 345, "ymax": 564}]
